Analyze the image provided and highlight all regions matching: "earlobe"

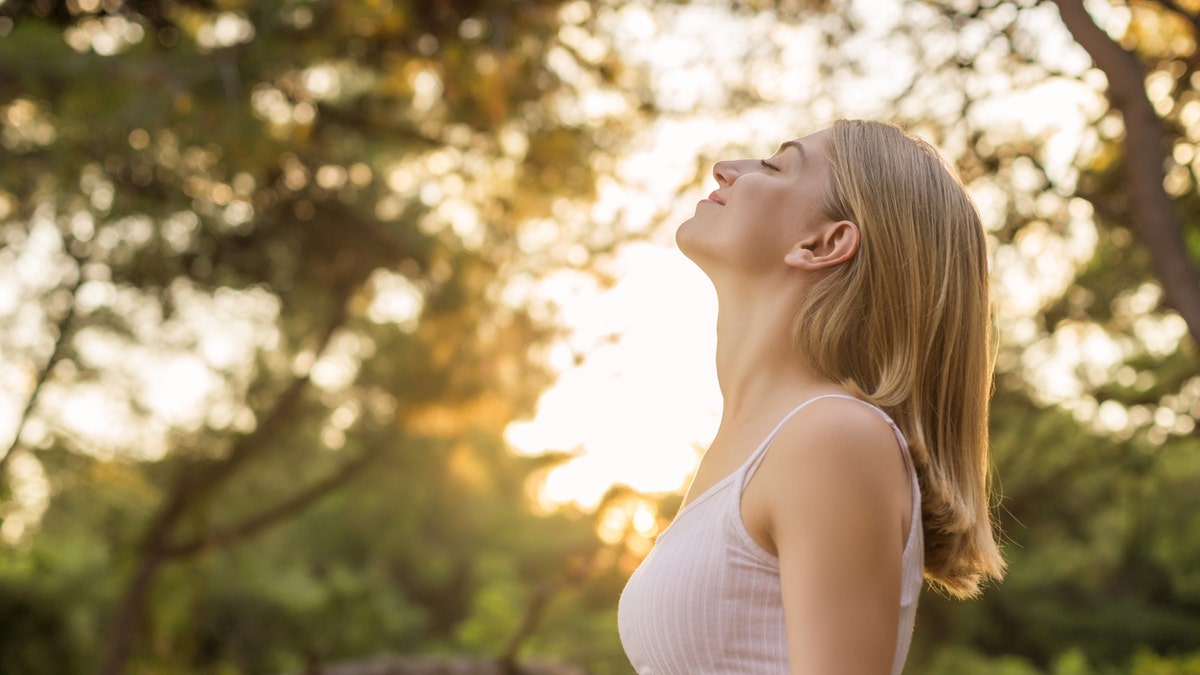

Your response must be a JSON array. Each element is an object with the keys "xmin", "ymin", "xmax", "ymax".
[{"xmin": 785, "ymin": 220, "xmax": 860, "ymax": 271}]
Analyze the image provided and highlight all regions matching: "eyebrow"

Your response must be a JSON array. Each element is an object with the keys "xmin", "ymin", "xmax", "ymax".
[{"xmin": 778, "ymin": 140, "xmax": 806, "ymax": 160}]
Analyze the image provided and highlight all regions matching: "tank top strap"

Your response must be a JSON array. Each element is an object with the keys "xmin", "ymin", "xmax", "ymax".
[
  {"xmin": 740, "ymin": 393, "xmax": 912, "ymax": 491},
  {"xmin": 821, "ymin": 394, "xmax": 914, "ymax": 472}
]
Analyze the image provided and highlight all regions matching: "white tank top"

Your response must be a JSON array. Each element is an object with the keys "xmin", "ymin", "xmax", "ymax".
[{"xmin": 617, "ymin": 394, "xmax": 924, "ymax": 674}]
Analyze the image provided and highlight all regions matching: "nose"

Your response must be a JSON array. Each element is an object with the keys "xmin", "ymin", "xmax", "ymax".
[
  {"xmin": 713, "ymin": 158, "xmax": 755, "ymax": 187},
  {"xmin": 713, "ymin": 159, "xmax": 740, "ymax": 187}
]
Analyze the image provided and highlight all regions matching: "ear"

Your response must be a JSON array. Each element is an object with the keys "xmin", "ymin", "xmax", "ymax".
[{"xmin": 784, "ymin": 220, "xmax": 860, "ymax": 270}]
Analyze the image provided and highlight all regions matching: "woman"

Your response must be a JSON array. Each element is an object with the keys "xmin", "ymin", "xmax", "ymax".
[{"xmin": 617, "ymin": 119, "xmax": 1005, "ymax": 674}]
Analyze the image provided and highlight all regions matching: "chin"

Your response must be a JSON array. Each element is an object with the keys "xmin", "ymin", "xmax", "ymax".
[
  {"xmin": 675, "ymin": 217, "xmax": 703, "ymax": 261},
  {"xmin": 675, "ymin": 224, "xmax": 719, "ymax": 282}
]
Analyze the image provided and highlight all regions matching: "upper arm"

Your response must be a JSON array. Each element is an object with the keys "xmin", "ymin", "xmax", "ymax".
[{"xmin": 754, "ymin": 402, "xmax": 910, "ymax": 675}]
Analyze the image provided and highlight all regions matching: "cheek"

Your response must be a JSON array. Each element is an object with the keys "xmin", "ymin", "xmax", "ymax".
[{"xmin": 675, "ymin": 181, "xmax": 800, "ymax": 269}]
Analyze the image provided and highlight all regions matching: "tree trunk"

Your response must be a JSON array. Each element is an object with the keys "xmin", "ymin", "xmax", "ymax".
[
  {"xmin": 97, "ymin": 284, "xmax": 356, "ymax": 675},
  {"xmin": 1053, "ymin": 0, "xmax": 1200, "ymax": 347},
  {"xmin": 97, "ymin": 549, "xmax": 164, "ymax": 675},
  {"xmin": 97, "ymin": 496, "xmax": 184, "ymax": 675}
]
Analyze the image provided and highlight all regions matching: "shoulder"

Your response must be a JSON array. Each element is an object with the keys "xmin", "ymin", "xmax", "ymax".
[
  {"xmin": 769, "ymin": 396, "xmax": 905, "ymax": 477},
  {"xmin": 749, "ymin": 396, "xmax": 910, "ymax": 551}
]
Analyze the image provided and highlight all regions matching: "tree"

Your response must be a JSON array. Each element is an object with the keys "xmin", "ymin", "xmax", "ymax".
[
  {"xmin": 0, "ymin": 0, "xmax": 639, "ymax": 672},
  {"xmin": 1052, "ymin": 0, "xmax": 1200, "ymax": 345}
]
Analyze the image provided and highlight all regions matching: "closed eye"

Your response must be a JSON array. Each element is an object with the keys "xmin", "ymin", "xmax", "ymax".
[{"xmin": 760, "ymin": 159, "xmax": 780, "ymax": 171}]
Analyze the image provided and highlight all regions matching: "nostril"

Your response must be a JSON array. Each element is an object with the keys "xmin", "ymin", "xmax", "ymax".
[{"xmin": 713, "ymin": 160, "xmax": 735, "ymax": 186}]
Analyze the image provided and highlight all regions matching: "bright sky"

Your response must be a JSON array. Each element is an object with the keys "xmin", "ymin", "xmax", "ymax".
[{"xmin": 505, "ymin": 242, "xmax": 722, "ymax": 509}]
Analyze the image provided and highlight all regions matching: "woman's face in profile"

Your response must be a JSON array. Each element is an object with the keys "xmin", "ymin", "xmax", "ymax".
[{"xmin": 677, "ymin": 129, "xmax": 836, "ymax": 276}]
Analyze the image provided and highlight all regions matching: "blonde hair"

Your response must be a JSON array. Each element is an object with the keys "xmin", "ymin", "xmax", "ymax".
[{"xmin": 793, "ymin": 119, "xmax": 1004, "ymax": 598}]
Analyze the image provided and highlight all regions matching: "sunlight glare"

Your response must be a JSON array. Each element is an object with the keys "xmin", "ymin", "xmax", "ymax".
[
  {"xmin": 507, "ymin": 244, "xmax": 721, "ymax": 510},
  {"xmin": 141, "ymin": 354, "xmax": 218, "ymax": 427}
]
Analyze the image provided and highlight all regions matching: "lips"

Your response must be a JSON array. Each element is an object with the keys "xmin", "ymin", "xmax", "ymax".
[{"xmin": 706, "ymin": 191, "xmax": 725, "ymax": 205}]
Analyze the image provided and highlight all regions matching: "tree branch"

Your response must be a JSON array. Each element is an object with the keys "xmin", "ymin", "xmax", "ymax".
[
  {"xmin": 174, "ymin": 279, "xmax": 355, "ymax": 505},
  {"xmin": 0, "ymin": 246, "xmax": 83, "ymax": 478},
  {"xmin": 1052, "ymin": 0, "xmax": 1200, "ymax": 347},
  {"xmin": 496, "ymin": 547, "xmax": 601, "ymax": 673},
  {"xmin": 99, "ymin": 279, "xmax": 358, "ymax": 675},
  {"xmin": 497, "ymin": 579, "xmax": 559, "ymax": 673},
  {"xmin": 160, "ymin": 446, "xmax": 381, "ymax": 559}
]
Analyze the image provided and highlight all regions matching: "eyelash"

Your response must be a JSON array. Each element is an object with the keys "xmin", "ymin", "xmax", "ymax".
[{"xmin": 760, "ymin": 159, "xmax": 780, "ymax": 171}]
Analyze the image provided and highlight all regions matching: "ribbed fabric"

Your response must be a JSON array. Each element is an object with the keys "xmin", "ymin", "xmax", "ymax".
[{"xmin": 618, "ymin": 394, "xmax": 924, "ymax": 675}]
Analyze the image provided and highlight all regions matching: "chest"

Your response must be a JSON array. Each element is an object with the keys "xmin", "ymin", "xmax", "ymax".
[{"xmin": 618, "ymin": 483, "xmax": 789, "ymax": 672}]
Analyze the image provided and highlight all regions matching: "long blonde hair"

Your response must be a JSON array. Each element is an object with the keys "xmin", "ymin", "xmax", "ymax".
[{"xmin": 793, "ymin": 119, "xmax": 1004, "ymax": 598}]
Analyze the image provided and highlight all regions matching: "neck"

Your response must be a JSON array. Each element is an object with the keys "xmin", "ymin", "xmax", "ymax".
[{"xmin": 711, "ymin": 281, "xmax": 834, "ymax": 427}]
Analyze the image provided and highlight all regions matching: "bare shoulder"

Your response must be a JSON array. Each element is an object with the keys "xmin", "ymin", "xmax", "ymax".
[
  {"xmin": 745, "ymin": 396, "xmax": 911, "ymax": 555},
  {"xmin": 767, "ymin": 396, "xmax": 905, "ymax": 479}
]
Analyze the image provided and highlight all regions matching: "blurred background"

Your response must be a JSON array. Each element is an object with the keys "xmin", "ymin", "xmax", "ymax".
[{"xmin": 1, "ymin": 0, "xmax": 1199, "ymax": 673}]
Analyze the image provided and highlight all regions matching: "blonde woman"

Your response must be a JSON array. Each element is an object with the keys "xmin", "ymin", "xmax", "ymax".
[{"xmin": 618, "ymin": 120, "xmax": 1005, "ymax": 674}]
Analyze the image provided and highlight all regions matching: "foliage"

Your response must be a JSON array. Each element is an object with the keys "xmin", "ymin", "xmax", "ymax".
[
  {"xmin": 5, "ymin": 0, "xmax": 1200, "ymax": 673},
  {"xmin": 905, "ymin": 386, "xmax": 1200, "ymax": 672},
  {"xmin": 0, "ymin": 0, "xmax": 638, "ymax": 672}
]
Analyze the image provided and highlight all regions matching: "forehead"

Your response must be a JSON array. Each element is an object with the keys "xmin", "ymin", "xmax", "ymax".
[{"xmin": 779, "ymin": 129, "xmax": 830, "ymax": 156}]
